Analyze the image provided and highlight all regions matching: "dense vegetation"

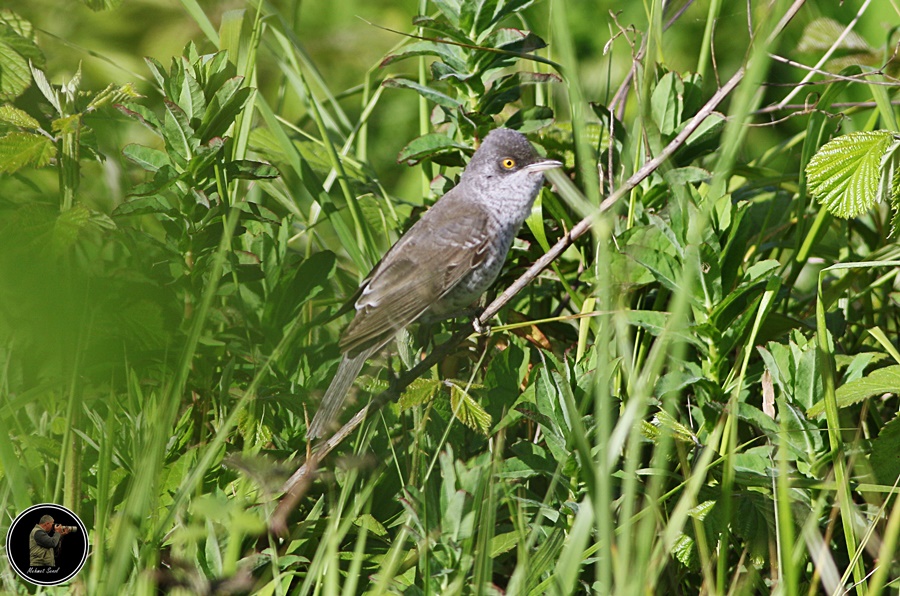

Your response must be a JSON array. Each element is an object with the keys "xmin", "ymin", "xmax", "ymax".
[{"xmin": 1, "ymin": 0, "xmax": 899, "ymax": 593}]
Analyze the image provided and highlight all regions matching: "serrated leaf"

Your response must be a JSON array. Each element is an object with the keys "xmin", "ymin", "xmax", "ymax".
[
  {"xmin": 807, "ymin": 365, "xmax": 900, "ymax": 417},
  {"xmin": 0, "ymin": 104, "xmax": 38, "ymax": 129},
  {"xmin": 449, "ymin": 383, "xmax": 491, "ymax": 434},
  {"xmin": 806, "ymin": 130, "xmax": 897, "ymax": 218},
  {"xmin": 399, "ymin": 378, "xmax": 442, "ymax": 410},
  {"xmin": 0, "ymin": 16, "xmax": 43, "ymax": 101},
  {"xmin": 0, "ymin": 131, "xmax": 55, "ymax": 173}
]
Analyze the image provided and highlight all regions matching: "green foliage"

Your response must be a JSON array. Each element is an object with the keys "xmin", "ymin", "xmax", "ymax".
[
  {"xmin": 384, "ymin": 0, "xmax": 558, "ymax": 163},
  {"xmin": 806, "ymin": 130, "xmax": 900, "ymax": 223},
  {"xmin": 2, "ymin": 1, "xmax": 900, "ymax": 595},
  {"xmin": 0, "ymin": 10, "xmax": 44, "ymax": 101}
]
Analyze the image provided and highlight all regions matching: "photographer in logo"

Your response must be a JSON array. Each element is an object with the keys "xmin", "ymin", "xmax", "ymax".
[
  {"xmin": 29, "ymin": 515, "xmax": 73, "ymax": 567},
  {"xmin": 6, "ymin": 503, "xmax": 88, "ymax": 586}
]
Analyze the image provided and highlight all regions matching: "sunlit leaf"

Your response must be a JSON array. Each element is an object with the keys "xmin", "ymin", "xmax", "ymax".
[
  {"xmin": 807, "ymin": 130, "xmax": 899, "ymax": 218},
  {"xmin": 448, "ymin": 382, "xmax": 491, "ymax": 434},
  {"xmin": 0, "ymin": 104, "xmax": 39, "ymax": 129},
  {"xmin": 808, "ymin": 365, "xmax": 900, "ymax": 417},
  {"xmin": 0, "ymin": 131, "xmax": 55, "ymax": 173}
]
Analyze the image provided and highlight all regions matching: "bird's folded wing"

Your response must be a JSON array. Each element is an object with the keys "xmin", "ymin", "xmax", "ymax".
[{"xmin": 339, "ymin": 200, "xmax": 493, "ymax": 356}]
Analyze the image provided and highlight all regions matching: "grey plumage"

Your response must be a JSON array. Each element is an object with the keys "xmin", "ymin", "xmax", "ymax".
[{"xmin": 307, "ymin": 128, "xmax": 561, "ymax": 440}]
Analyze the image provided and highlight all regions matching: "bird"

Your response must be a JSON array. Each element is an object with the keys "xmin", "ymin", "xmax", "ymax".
[{"xmin": 307, "ymin": 128, "xmax": 561, "ymax": 439}]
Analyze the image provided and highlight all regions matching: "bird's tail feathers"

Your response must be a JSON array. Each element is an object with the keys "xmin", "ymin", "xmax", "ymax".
[{"xmin": 307, "ymin": 349, "xmax": 373, "ymax": 440}]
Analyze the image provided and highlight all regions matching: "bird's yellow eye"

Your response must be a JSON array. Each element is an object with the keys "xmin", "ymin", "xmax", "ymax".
[{"xmin": 501, "ymin": 158, "xmax": 516, "ymax": 169}]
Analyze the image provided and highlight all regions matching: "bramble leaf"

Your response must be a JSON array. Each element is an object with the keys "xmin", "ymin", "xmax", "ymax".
[{"xmin": 806, "ymin": 130, "xmax": 900, "ymax": 219}]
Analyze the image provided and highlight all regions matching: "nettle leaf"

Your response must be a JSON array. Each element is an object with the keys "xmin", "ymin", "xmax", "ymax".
[
  {"xmin": 807, "ymin": 365, "xmax": 900, "ymax": 418},
  {"xmin": 0, "ymin": 131, "xmax": 55, "ymax": 173},
  {"xmin": 448, "ymin": 382, "xmax": 491, "ymax": 434},
  {"xmin": 806, "ymin": 130, "xmax": 900, "ymax": 219}
]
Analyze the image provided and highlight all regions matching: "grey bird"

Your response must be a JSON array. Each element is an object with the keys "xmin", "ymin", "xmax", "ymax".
[{"xmin": 307, "ymin": 128, "xmax": 561, "ymax": 439}]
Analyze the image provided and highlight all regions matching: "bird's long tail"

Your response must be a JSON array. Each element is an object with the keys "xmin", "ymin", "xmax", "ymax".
[{"xmin": 307, "ymin": 347, "xmax": 375, "ymax": 440}]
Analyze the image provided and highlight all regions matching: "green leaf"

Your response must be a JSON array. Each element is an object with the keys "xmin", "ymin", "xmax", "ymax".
[
  {"xmin": 0, "ymin": 11, "xmax": 44, "ymax": 101},
  {"xmin": 225, "ymin": 160, "xmax": 279, "ymax": 180},
  {"xmin": 116, "ymin": 102, "xmax": 163, "ymax": 133},
  {"xmin": 123, "ymin": 143, "xmax": 171, "ymax": 172},
  {"xmin": 0, "ymin": 131, "xmax": 55, "ymax": 173},
  {"xmin": 399, "ymin": 377, "xmax": 442, "ymax": 410},
  {"xmin": 449, "ymin": 382, "xmax": 491, "ymax": 434},
  {"xmin": 380, "ymin": 41, "xmax": 468, "ymax": 74},
  {"xmin": 198, "ymin": 78, "xmax": 252, "ymax": 142},
  {"xmin": 86, "ymin": 82, "xmax": 141, "ymax": 111},
  {"xmin": 870, "ymin": 414, "xmax": 900, "ymax": 486},
  {"xmin": 382, "ymin": 77, "xmax": 463, "ymax": 110},
  {"xmin": 431, "ymin": 0, "xmax": 462, "ymax": 28},
  {"xmin": 396, "ymin": 133, "xmax": 470, "ymax": 166},
  {"xmin": 112, "ymin": 195, "xmax": 173, "ymax": 217},
  {"xmin": 411, "ymin": 15, "xmax": 471, "ymax": 44},
  {"xmin": 808, "ymin": 365, "xmax": 900, "ymax": 417},
  {"xmin": 806, "ymin": 130, "xmax": 898, "ymax": 218},
  {"xmin": 0, "ymin": 104, "xmax": 38, "ymax": 129},
  {"xmin": 651, "ymin": 71, "xmax": 684, "ymax": 136}
]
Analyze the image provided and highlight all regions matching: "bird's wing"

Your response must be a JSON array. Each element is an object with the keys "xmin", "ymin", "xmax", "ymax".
[{"xmin": 339, "ymin": 196, "xmax": 493, "ymax": 356}]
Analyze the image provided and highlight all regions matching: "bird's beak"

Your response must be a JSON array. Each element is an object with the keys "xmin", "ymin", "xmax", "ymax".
[{"xmin": 525, "ymin": 158, "xmax": 563, "ymax": 172}]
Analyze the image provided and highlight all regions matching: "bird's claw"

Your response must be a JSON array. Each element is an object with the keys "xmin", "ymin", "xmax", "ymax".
[{"xmin": 472, "ymin": 318, "xmax": 491, "ymax": 335}]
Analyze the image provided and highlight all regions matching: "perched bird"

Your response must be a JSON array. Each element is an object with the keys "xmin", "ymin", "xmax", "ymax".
[{"xmin": 308, "ymin": 128, "xmax": 561, "ymax": 439}]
